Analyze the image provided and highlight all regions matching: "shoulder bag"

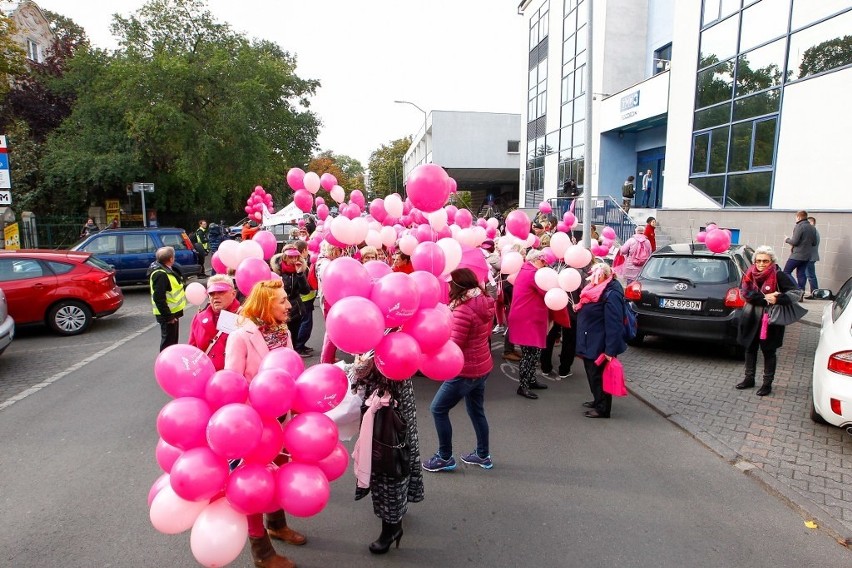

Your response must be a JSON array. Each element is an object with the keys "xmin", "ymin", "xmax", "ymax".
[{"xmin": 767, "ymin": 290, "xmax": 808, "ymax": 326}]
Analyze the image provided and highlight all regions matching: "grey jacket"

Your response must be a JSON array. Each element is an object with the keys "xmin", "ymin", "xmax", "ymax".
[
  {"xmin": 785, "ymin": 219, "xmax": 818, "ymax": 261},
  {"xmin": 810, "ymin": 228, "xmax": 820, "ymax": 262}
]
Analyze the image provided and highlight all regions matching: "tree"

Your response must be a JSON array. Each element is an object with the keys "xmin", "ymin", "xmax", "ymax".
[
  {"xmin": 797, "ymin": 35, "xmax": 852, "ymax": 79},
  {"xmin": 367, "ymin": 137, "xmax": 410, "ymax": 198},
  {"xmin": 0, "ymin": 12, "xmax": 26, "ymax": 98}
]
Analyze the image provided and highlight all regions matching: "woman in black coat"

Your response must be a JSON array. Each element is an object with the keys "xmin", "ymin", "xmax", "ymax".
[
  {"xmin": 270, "ymin": 246, "xmax": 312, "ymax": 357},
  {"xmin": 736, "ymin": 245, "xmax": 798, "ymax": 396}
]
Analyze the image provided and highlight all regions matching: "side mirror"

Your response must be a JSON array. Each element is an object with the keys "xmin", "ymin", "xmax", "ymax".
[{"xmin": 811, "ymin": 288, "xmax": 834, "ymax": 301}]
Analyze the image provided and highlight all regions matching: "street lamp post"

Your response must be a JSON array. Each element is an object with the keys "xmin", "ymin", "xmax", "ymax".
[{"xmin": 394, "ymin": 99, "xmax": 428, "ymax": 165}]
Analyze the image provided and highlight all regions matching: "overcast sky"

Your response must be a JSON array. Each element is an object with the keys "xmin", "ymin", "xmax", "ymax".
[{"xmin": 28, "ymin": 0, "xmax": 527, "ymax": 168}]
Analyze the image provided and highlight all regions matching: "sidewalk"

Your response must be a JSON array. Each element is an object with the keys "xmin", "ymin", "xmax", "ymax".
[{"xmin": 621, "ymin": 298, "xmax": 852, "ymax": 546}]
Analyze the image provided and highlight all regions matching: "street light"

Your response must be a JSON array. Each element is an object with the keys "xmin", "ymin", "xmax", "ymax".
[{"xmin": 394, "ymin": 99, "xmax": 429, "ymax": 165}]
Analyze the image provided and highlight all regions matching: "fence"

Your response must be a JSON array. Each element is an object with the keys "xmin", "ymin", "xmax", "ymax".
[{"xmin": 548, "ymin": 195, "xmax": 636, "ymax": 244}]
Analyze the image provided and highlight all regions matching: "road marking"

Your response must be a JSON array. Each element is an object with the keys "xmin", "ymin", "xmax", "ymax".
[{"xmin": 0, "ymin": 323, "xmax": 157, "ymax": 412}]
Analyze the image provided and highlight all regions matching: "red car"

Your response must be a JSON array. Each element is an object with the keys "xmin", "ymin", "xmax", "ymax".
[{"xmin": 0, "ymin": 249, "xmax": 124, "ymax": 335}]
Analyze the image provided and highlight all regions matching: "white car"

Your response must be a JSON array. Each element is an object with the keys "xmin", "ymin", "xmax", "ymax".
[
  {"xmin": 811, "ymin": 276, "xmax": 852, "ymax": 429},
  {"xmin": 0, "ymin": 287, "xmax": 14, "ymax": 356}
]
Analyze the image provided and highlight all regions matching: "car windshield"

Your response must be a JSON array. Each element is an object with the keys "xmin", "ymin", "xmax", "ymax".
[
  {"xmin": 643, "ymin": 256, "xmax": 734, "ymax": 284},
  {"xmin": 85, "ymin": 256, "xmax": 114, "ymax": 272}
]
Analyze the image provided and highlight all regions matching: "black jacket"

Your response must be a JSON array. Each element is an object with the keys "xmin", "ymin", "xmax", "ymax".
[
  {"xmin": 147, "ymin": 262, "xmax": 185, "ymax": 323},
  {"xmin": 737, "ymin": 268, "xmax": 797, "ymax": 349}
]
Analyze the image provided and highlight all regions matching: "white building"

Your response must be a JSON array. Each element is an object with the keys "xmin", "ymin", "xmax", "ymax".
[
  {"xmin": 8, "ymin": 1, "xmax": 54, "ymax": 65},
  {"xmin": 518, "ymin": 0, "xmax": 852, "ymax": 291}
]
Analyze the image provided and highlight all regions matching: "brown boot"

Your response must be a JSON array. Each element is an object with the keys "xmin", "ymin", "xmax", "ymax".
[
  {"xmin": 266, "ymin": 510, "xmax": 307, "ymax": 546},
  {"xmin": 249, "ymin": 534, "xmax": 295, "ymax": 568}
]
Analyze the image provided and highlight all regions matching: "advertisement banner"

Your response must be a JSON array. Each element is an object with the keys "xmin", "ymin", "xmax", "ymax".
[{"xmin": 4, "ymin": 222, "xmax": 20, "ymax": 250}]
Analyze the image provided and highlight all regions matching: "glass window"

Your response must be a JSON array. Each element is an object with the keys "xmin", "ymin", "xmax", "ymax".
[
  {"xmin": 560, "ymin": 127, "xmax": 572, "ymax": 152},
  {"xmin": 732, "ymin": 88, "xmax": 780, "ymax": 120},
  {"xmin": 529, "ymin": 67, "xmax": 538, "ymax": 89},
  {"xmin": 729, "ymin": 122, "xmax": 752, "ymax": 172},
  {"xmin": 564, "ymin": 5, "xmax": 576, "ymax": 28},
  {"xmin": 694, "ymin": 102, "xmax": 731, "ymax": 130},
  {"xmin": 792, "ymin": 0, "xmax": 851, "ymax": 30},
  {"xmin": 563, "ymin": 33, "xmax": 576, "ymax": 61},
  {"xmin": 696, "ymin": 59, "xmax": 734, "ymax": 108},
  {"xmin": 752, "ymin": 117, "xmax": 777, "ymax": 167},
  {"xmin": 576, "ymin": 0, "xmax": 588, "ymax": 26},
  {"xmin": 5, "ymin": 258, "xmax": 45, "ymax": 280},
  {"xmin": 161, "ymin": 233, "xmax": 189, "ymax": 250},
  {"xmin": 124, "ymin": 234, "xmax": 154, "ymax": 254},
  {"xmin": 83, "ymin": 235, "xmax": 119, "ymax": 254},
  {"xmin": 574, "ymin": 65, "xmax": 585, "ymax": 95},
  {"xmin": 735, "ymin": 38, "xmax": 785, "ymax": 97},
  {"xmin": 703, "ymin": 0, "xmax": 722, "ymax": 26},
  {"xmin": 787, "ymin": 9, "xmax": 852, "ymax": 81},
  {"xmin": 575, "ymin": 49, "xmax": 587, "ymax": 69},
  {"xmin": 576, "ymin": 25, "xmax": 588, "ymax": 54},
  {"xmin": 545, "ymin": 131, "xmax": 559, "ymax": 155},
  {"xmin": 654, "ymin": 43, "xmax": 673, "ymax": 74},
  {"xmin": 574, "ymin": 120, "xmax": 585, "ymax": 146},
  {"xmin": 699, "ymin": 14, "xmax": 740, "ymax": 67},
  {"xmin": 642, "ymin": 256, "xmax": 735, "ymax": 284},
  {"xmin": 739, "ymin": 0, "xmax": 790, "ymax": 53},
  {"xmin": 726, "ymin": 172, "xmax": 772, "ymax": 206},
  {"xmin": 574, "ymin": 93, "xmax": 586, "ymax": 121},
  {"xmin": 561, "ymin": 101, "xmax": 574, "ymax": 126},
  {"xmin": 709, "ymin": 125, "xmax": 730, "ymax": 174},
  {"xmin": 47, "ymin": 261, "xmax": 74, "ymax": 275},
  {"xmin": 692, "ymin": 132, "xmax": 710, "ymax": 174},
  {"xmin": 563, "ymin": 70, "xmax": 574, "ymax": 101},
  {"xmin": 690, "ymin": 175, "xmax": 726, "ymax": 205},
  {"xmin": 539, "ymin": 9, "xmax": 549, "ymax": 42}
]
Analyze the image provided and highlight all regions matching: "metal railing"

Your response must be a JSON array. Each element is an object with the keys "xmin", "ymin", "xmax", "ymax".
[{"xmin": 547, "ymin": 196, "xmax": 636, "ymax": 243}]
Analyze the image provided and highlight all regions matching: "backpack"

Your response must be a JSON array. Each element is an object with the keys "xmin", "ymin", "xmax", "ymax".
[
  {"xmin": 307, "ymin": 261, "xmax": 319, "ymax": 291},
  {"xmin": 631, "ymin": 239, "xmax": 651, "ymax": 267},
  {"xmin": 607, "ymin": 290, "xmax": 638, "ymax": 342},
  {"xmin": 622, "ymin": 181, "xmax": 635, "ymax": 198}
]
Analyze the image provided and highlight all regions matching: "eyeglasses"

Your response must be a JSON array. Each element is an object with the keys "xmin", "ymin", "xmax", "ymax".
[{"xmin": 754, "ymin": 259, "xmax": 771, "ymax": 264}]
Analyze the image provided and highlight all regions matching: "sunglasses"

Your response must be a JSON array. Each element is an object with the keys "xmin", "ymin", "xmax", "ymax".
[{"xmin": 754, "ymin": 259, "xmax": 771, "ymax": 264}]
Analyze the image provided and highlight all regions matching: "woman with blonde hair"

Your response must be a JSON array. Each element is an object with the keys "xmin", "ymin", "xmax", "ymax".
[{"xmin": 360, "ymin": 246, "xmax": 379, "ymax": 263}]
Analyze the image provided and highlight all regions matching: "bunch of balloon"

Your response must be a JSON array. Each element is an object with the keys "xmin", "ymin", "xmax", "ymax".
[
  {"xmin": 211, "ymin": 239, "xmax": 276, "ymax": 296},
  {"xmin": 148, "ymin": 344, "xmax": 349, "ymax": 567},
  {"xmin": 245, "ymin": 186, "xmax": 274, "ymax": 222},
  {"xmin": 698, "ymin": 223, "xmax": 732, "ymax": 253}
]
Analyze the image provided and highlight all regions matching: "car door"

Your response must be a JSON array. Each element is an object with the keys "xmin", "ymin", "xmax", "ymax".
[
  {"xmin": 120, "ymin": 233, "xmax": 158, "ymax": 284},
  {"xmin": 0, "ymin": 257, "xmax": 58, "ymax": 324},
  {"xmin": 78, "ymin": 233, "xmax": 122, "ymax": 277}
]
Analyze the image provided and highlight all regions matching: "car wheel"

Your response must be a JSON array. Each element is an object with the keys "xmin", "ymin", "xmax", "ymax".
[
  {"xmin": 627, "ymin": 332, "xmax": 645, "ymax": 347},
  {"xmin": 48, "ymin": 300, "xmax": 93, "ymax": 336},
  {"xmin": 810, "ymin": 397, "xmax": 828, "ymax": 425}
]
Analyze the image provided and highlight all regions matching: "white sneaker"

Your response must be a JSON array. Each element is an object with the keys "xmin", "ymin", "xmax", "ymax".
[
  {"xmin": 492, "ymin": 325, "xmax": 507, "ymax": 334},
  {"xmin": 558, "ymin": 370, "xmax": 573, "ymax": 379}
]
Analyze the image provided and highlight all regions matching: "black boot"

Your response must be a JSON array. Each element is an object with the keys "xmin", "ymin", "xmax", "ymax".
[
  {"xmin": 756, "ymin": 382, "xmax": 772, "ymax": 396},
  {"xmin": 369, "ymin": 520, "xmax": 403, "ymax": 554},
  {"xmin": 517, "ymin": 386, "xmax": 538, "ymax": 399},
  {"xmin": 737, "ymin": 347, "xmax": 757, "ymax": 389},
  {"xmin": 757, "ymin": 349, "xmax": 776, "ymax": 396}
]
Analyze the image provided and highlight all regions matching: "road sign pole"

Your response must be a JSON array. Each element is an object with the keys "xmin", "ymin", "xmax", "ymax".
[{"xmin": 141, "ymin": 191, "xmax": 147, "ymax": 228}]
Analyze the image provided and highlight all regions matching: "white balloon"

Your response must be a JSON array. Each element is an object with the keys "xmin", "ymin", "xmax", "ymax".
[
  {"xmin": 185, "ymin": 282, "xmax": 208, "ymax": 306},
  {"xmin": 385, "ymin": 193, "xmax": 404, "ymax": 218},
  {"xmin": 456, "ymin": 228, "xmax": 477, "ymax": 248},
  {"xmin": 368, "ymin": 220, "xmax": 382, "ymax": 232},
  {"xmin": 304, "ymin": 171, "xmax": 321, "ymax": 194},
  {"xmin": 380, "ymin": 226, "xmax": 397, "ymax": 248},
  {"xmin": 330, "ymin": 184, "xmax": 345, "ymax": 204},
  {"xmin": 526, "ymin": 233, "xmax": 537, "ymax": 247},
  {"xmin": 150, "ymin": 486, "xmax": 207, "ymax": 535},
  {"xmin": 365, "ymin": 229, "xmax": 383, "ymax": 248},
  {"xmin": 558, "ymin": 267, "xmax": 582, "ymax": 292},
  {"xmin": 330, "ymin": 216, "xmax": 354, "ymax": 245},
  {"xmin": 398, "ymin": 234, "xmax": 418, "ymax": 255},
  {"xmin": 507, "ymin": 272, "xmax": 518, "ymax": 285},
  {"xmin": 534, "ymin": 267, "xmax": 559, "ymax": 291},
  {"xmin": 350, "ymin": 216, "xmax": 370, "ymax": 245},
  {"xmin": 487, "ymin": 217, "xmax": 500, "ymax": 230},
  {"xmin": 437, "ymin": 238, "xmax": 462, "ymax": 275},
  {"xmin": 544, "ymin": 288, "xmax": 570, "ymax": 310},
  {"xmin": 217, "ymin": 240, "xmax": 242, "ymax": 271},
  {"xmin": 428, "ymin": 209, "xmax": 448, "ymax": 231},
  {"xmin": 549, "ymin": 232, "xmax": 572, "ymax": 260},
  {"xmin": 500, "ymin": 251, "xmax": 524, "ymax": 274},
  {"xmin": 471, "ymin": 226, "xmax": 488, "ymax": 246},
  {"xmin": 190, "ymin": 498, "xmax": 248, "ymax": 568},
  {"xmin": 449, "ymin": 225, "xmax": 461, "ymax": 238},
  {"xmin": 564, "ymin": 245, "xmax": 593, "ymax": 269},
  {"xmin": 238, "ymin": 239, "xmax": 264, "ymax": 263}
]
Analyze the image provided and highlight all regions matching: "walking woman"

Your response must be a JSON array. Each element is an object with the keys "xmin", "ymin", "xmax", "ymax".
[
  {"xmin": 224, "ymin": 279, "xmax": 305, "ymax": 568},
  {"xmin": 270, "ymin": 245, "xmax": 312, "ymax": 357},
  {"xmin": 422, "ymin": 268, "xmax": 496, "ymax": 472},
  {"xmin": 736, "ymin": 245, "xmax": 798, "ymax": 396},
  {"xmin": 349, "ymin": 356, "xmax": 424, "ymax": 554},
  {"xmin": 575, "ymin": 262, "xmax": 627, "ymax": 418},
  {"xmin": 507, "ymin": 249, "xmax": 551, "ymax": 399}
]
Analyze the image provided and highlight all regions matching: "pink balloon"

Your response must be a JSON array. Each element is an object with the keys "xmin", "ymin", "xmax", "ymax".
[
  {"xmin": 226, "ymin": 462, "xmax": 277, "ymax": 515},
  {"xmin": 415, "ymin": 223, "xmax": 436, "ymax": 243},
  {"xmin": 320, "ymin": 172, "xmax": 338, "ymax": 191},
  {"xmin": 406, "ymin": 164, "xmax": 450, "ymax": 212},
  {"xmin": 169, "ymin": 447, "xmax": 229, "ymax": 502},
  {"xmin": 253, "ymin": 231, "xmax": 278, "ymax": 261},
  {"xmin": 235, "ymin": 258, "xmax": 273, "ymax": 297},
  {"xmin": 211, "ymin": 252, "xmax": 227, "ymax": 274},
  {"xmin": 706, "ymin": 223, "xmax": 718, "ymax": 232},
  {"xmin": 248, "ymin": 367, "xmax": 297, "ymax": 418},
  {"xmin": 419, "ymin": 340, "xmax": 465, "ymax": 381},
  {"xmin": 321, "ymin": 257, "xmax": 373, "ymax": 306},
  {"xmin": 156, "ymin": 438, "xmax": 183, "ymax": 473},
  {"xmin": 601, "ymin": 226, "xmax": 617, "ymax": 240},
  {"xmin": 326, "ymin": 296, "xmax": 386, "ymax": 354},
  {"xmin": 148, "ymin": 473, "xmax": 171, "ymax": 508},
  {"xmin": 190, "ymin": 498, "xmax": 249, "ymax": 567},
  {"xmin": 556, "ymin": 222, "xmax": 569, "ymax": 232},
  {"xmin": 400, "ymin": 307, "xmax": 452, "ymax": 354},
  {"xmin": 206, "ymin": 403, "xmax": 264, "ymax": 460},
  {"xmin": 410, "ymin": 241, "xmax": 446, "ymax": 277},
  {"xmin": 243, "ymin": 416, "xmax": 285, "ymax": 465},
  {"xmin": 447, "ymin": 177, "xmax": 458, "ymax": 193},
  {"xmin": 374, "ymin": 332, "xmax": 422, "ymax": 380},
  {"xmin": 505, "ymin": 210, "xmax": 531, "ymax": 239},
  {"xmin": 150, "ymin": 486, "xmax": 208, "ymax": 535},
  {"xmin": 455, "ymin": 208, "xmax": 473, "ymax": 229},
  {"xmin": 364, "ymin": 260, "xmax": 393, "ymax": 280},
  {"xmin": 259, "ymin": 348, "xmax": 305, "ymax": 377},
  {"xmin": 312, "ymin": 441, "xmax": 349, "ymax": 482},
  {"xmin": 315, "ymin": 196, "xmax": 326, "ymax": 206},
  {"xmin": 370, "ymin": 272, "xmax": 420, "ymax": 327},
  {"xmin": 704, "ymin": 228, "xmax": 731, "ymax": 253},
  {"xmin": 564, "ymin": 245, "xmax": 593, "ymax": 269},
  {"xmin": 540, "ymin": 247, "xmax": 558, "ymax": 265},
  {"xmin": 445, "ymin": 205, "xmax": 458, "ymax": 224},
  {"xmin": 369, "ymin": 198, "xmax": 387, "ymax": 222},
  {"xmin": 539, "ymin": 201, "xmax": 552, "ymax": 214},
  {"xmin": 276, "ymin": 462, "xmax": 330, "ymax": 517},
  {"xmin": 155, "ymin": 344, "xmax": 216, "ymax": 399},
  {"xmin": 157, "ymin": 397, "xmax": 212, "ymax": 451},
  {"xmin": 292, "ymin": 363, "xmax": 349, "ymax": 413},
  {"xmin": 316, "ymin": 203, "xmax": 330, "ymax": 221},
  {"xmin": 282, "ymin": 412, "xmax": 338, "ymax": 463},
  {"xmin": 293, "ymin": 189, "xmax": 313, "ymax": 213},
  {"xmin": 410, "ymin": 270, "xmax": 442, "ymax": 309},
  {"xmin": 563, "ymin": 212, "xmax": 577, "ymax": 228},
  {"xmin": 205, "ymin": 370, "xmax": 249, "ymax": 411},
  {"xmin": 349, "ymin": 189, "xmax": 366, "ymax": 209}
]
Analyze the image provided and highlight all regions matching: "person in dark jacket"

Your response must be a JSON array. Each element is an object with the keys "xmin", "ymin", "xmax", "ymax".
[
  {"xmin": 783, "ymin": 210, "xmax": 818, "ymax": 291},
  {"xmin": 574, "ymin": 262, "xmax": 627, "ymax": 418},
  {"xmin": 423, "ymin": 268, "xmax": 496, "ymax": 472},
  {"xmin": 736, "ymin": 245, "xmax": 798, "ymax": 396},
  {"xmin": 148, "ymin": 247, "xmax": 186, "ymax": 352},
  {"xmin": 270, "ymin": 245, "xmax": 312, "ymax": 357}
]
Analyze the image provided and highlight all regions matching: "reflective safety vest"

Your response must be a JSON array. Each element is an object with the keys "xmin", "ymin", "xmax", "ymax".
[{"xmin": 150, "ymin": 268, "xmax": 187, "ymax": 316}]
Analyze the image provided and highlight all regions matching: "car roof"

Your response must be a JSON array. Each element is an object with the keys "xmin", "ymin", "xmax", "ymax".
[
  {"xmin": 652, "ymin": 243, "xmax": 751, "ymax": 257},
  {"xmin": 0, "ymin": 249, "xmax": 92, "ymax": 261},
  {"xmin": 97, "ymin": 227, "xmax": 187, "ymax": 232}
]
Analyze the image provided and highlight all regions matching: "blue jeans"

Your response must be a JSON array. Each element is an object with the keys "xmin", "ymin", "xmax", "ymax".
[
  {"xmin": 295, "ymin": 298, "xmax": 315, "ymax": 351},
  {"xmin": 783, "ymin": 258, "xmax": 809, "ymax": 290},
  {"xmin": 806, "ymin": 261, "xmax": 819, "ymax": 293},
  {"xmin": 430, "ymin": 375, "xmax": 489, "ymax": 459}
]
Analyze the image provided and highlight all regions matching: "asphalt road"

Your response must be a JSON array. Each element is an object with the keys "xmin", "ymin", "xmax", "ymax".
[{"xmin": 1, "ymin": 291, "xmax": 850, "ymax": 567}]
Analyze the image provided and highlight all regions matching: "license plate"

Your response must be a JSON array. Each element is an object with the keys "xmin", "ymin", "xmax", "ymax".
[{"xmin": 659, "ymin": 298, "xmax": 701, "ymax": 310}]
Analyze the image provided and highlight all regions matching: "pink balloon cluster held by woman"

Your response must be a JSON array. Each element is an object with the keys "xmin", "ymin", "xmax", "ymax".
[{"xmin": 148, "ymin": 342, "xmax": 349, "ymax": 567}]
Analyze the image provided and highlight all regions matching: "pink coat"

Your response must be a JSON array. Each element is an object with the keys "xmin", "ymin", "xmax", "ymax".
[
  {"xmin": 451, "ymin": 292, "xmax": 495, "ymax": 378},
  {"xmin": 618, "ymin": 234, "xmax": 650, "ymax": 282},
  {"xmin": 188, "ymin": 299, "xmax": 240, "ymax": 371},
  {"xmin": 507, "ymin": 262, "xmax": 548, "ymax": 348},
  {"xmin": 224, "ymin": 319, "xmax": 293, "ymax": 381}
]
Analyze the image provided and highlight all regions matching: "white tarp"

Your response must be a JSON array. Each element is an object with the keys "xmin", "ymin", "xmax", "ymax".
[{"xmin": 262, "ymin": 202, "xmax": 302, "ymax": 226}]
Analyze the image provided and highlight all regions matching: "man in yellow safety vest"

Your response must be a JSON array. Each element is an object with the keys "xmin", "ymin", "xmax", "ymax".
[{"xmin": 149, "ymin": 246, "xmax": 187, "ymax": 351}]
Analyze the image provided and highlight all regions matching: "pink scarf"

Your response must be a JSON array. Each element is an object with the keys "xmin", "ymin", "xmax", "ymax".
[
  {"xmin": 352, "ymin": 391, "xmax": 391, "ymax": 489},
  {"xmin": 575, "ymin": 265, "xmax": 613, "ymax": 311}
]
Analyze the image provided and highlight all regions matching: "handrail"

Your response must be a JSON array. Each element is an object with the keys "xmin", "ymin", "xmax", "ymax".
[{"xmin": 547, "ymin": 196, "xmax": 636, "ymax": 244}]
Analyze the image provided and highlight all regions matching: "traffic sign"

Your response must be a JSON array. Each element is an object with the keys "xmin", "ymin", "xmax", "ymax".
[
  {"xmin": 132, "ymin": 182, "xmax": 155, "ymax": 193},
  {"xmin": 0, "ymin": 189, "xmax": 11, "ymax": 205}
]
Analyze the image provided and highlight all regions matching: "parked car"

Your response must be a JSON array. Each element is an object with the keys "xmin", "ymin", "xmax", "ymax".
[
  {"xmin": 811, "ymin": 276, "xmax": 852, "ymax": 429},
  {"xmin": 71, "ymin": 227, "xmax": 202, "ymax": 285},
  {"xmin": 0, "ymin": 250, "xmax": 124, "ymax": 335},
  {"xmin": 228, "ymin": 217, "xmax": 299, "ymax": 244},
  {"xmin": 623, "ymin": 243, "xmax": 754, "ymax": 355},
  {"xmin": 0, "ymin": 287, "xmax": 13, "ymax": 354}
]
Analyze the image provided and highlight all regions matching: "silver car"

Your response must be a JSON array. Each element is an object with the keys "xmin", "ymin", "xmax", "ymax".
[{"xmin": 0, "ymin": 287, "xmax": 14, "ymax": 355}]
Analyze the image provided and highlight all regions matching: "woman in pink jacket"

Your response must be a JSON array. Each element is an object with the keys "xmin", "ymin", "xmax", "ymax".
[
  {"xmin": 422, "ymin": 268, "xmax": 496, "ymax": 472},
  {"xmin": 507, "ymin": 249, "xmax": 550, "ymax": 399},
  {"xmin": 224, "ymin": 278, "xmax": 304, "ymax": 568},
  {"xmin": 187, "ymin": 275, "xmax": 240, "ymax": 371}
]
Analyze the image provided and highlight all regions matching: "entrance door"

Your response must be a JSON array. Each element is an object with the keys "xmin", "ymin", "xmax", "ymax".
[{"xmin": 636, "ymin": 147, "xmax": 666, "ymax": 208}]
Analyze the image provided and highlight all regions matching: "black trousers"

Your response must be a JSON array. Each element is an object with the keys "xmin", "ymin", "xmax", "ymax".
[
  {"xmin": 540, "ymin": 320, "xmax": 577, "ymax": 375},
  {"xmin": 744, "ymin": 336, "xmax": 777, "ymax": 384},
  {"xmin": 583, "ymin": 357, "xmax": 612, "ymax": 417},
  {"xmin": 159, "ymin": 320, "xmax": 180, "ymax": 352}
]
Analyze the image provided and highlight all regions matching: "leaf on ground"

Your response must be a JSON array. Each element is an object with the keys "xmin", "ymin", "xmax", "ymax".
[{"xmin": 804, "ymin": 520, "xmax": 818, "ymax": 529}]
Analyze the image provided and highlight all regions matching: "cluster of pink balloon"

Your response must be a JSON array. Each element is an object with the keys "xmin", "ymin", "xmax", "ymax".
[
  {"xmin": 245, "ymin": 186, "xmax": 273, "ymax": 222},
  {"xmin": 148, "ymin": 344, "xmax": 349, "ymax": 567},
  {"xmin": 208, "ymin": 236, "xmax": 280, "ymax": 296},
  {"xmin": 287, "ymin": 168, "xmax": 370, "ymax": 223},
  {"xmin": 590, "ymin": 226, "xmax": 618, "ymax": 257},
  {"xmin": 696, "ymin": 223, "xmax": 732, "ymax": 253}
]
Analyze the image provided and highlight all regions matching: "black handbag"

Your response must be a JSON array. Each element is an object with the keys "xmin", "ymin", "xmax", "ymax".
[
  {"xmin": 767, "ymin": 290, "xmax": 808, "ymax": 326},
  {"xmin": 370, "ymin": 401, "xmax": 410, "ymax": 478}
]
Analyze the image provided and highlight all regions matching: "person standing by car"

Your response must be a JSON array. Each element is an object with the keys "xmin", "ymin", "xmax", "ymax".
[
  {"xmin": 617, "ymin": 226, "xmax": 652, "ymax": 283},
  {"xmin": 80, "ymin": 217, "xmax": 99, "ymax": 238},
  {"xmin": 188, "ymin": 275, "xmax": 240, "ymax": 370},
  {"xmin": 148, "ymin": 246, "xmax": 186, "ymax": 352},
  {"xmin": 194, "ymin": 219, "xmax": 209, "ymax": 277},
  {"xmin": 736, "ymin": 246, "xmax": 798, "ymax": 396},
  {"xmin": 783, "ymin": 210, "xmax": 817, "ymax": 291},
  {"xmin": 575, "ymin": 262, "xmax": 627, "ymax": 418},
  {"xmin": 806, "ymin": 216, "xmax": 820, "ymax": 298}
]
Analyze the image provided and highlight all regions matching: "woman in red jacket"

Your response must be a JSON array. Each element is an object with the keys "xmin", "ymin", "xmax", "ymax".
[{"xmin": 422, "ymin": 268, "xmax": 496, "ymax": 472}]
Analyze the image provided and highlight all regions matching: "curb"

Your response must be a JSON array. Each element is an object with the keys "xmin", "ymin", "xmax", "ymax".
[{"xmin": 626, "ymin": 380, "xmax": 852, "ymax": 550}]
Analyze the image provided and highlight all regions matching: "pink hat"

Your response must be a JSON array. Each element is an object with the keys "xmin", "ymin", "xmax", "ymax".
[
  {"xmin": 207, "ymin": 280, "xmax": 234, "ymax": 293},
  {"xmin": 283, "ymin": 249, "xmax": 300, "ymax": 257}
]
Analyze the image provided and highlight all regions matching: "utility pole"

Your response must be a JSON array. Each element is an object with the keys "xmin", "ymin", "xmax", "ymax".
[{"xmin": 582, "ymin": 0, "xmax": 594, "ymax": 248}]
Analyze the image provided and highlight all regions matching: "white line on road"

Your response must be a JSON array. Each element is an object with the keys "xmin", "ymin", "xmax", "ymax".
[{"xmin": 0, "ymin": 323, "xmax": 158, "ymax": 412}]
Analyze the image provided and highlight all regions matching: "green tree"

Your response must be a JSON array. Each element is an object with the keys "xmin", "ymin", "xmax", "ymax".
[
  {"xmin": 367, "ymin": 137, "xmax": 410, "ymax": 198},
  {"xmin": 798, "ymin": 35, "xmax": 852, "ymax": 79},
  {"xmin": 0, "ymin": 12, "xmax": 26, "ymax": 98}
]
